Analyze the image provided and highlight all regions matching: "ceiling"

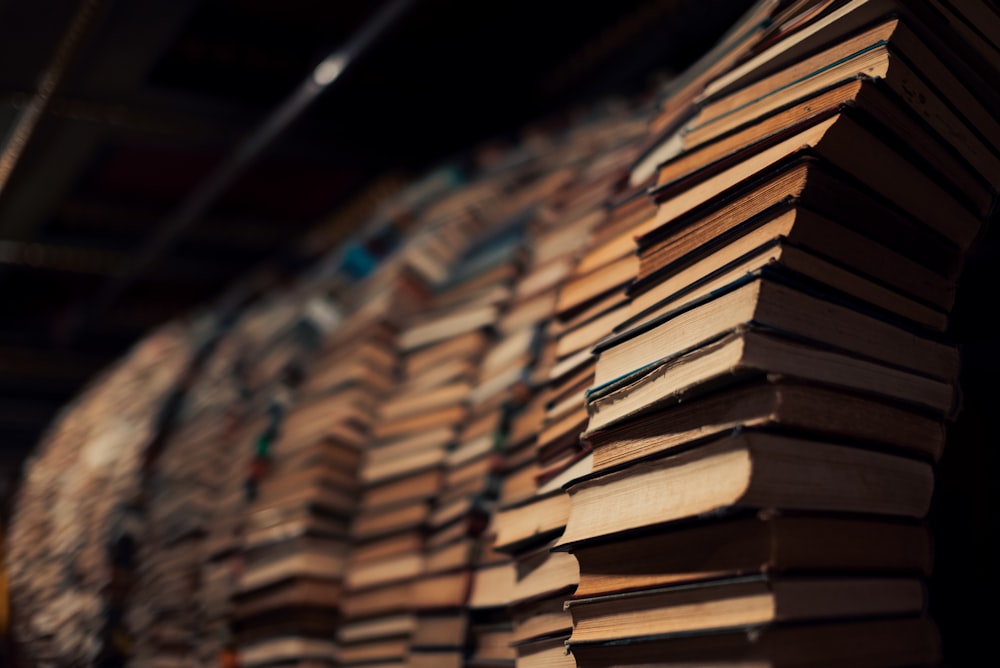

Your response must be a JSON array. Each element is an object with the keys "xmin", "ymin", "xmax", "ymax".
[{"xmin": 0, "ymin": 0, "xmax": 755, "ymax": 497}]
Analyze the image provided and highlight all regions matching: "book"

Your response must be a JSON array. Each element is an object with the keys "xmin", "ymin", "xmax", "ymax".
[
  {"xmin": 639, "ymin": 155, "xmax": 965, "ymax": 281},
  {"xmin": 344, "ymin": 550, "xmax": 423, "ymax": 590},
  {"xmin": 411, "ymin": 570, "xmax": 475, "ymax": 610},
  {"xmin": 568, "ymin": 616, "xmax": 940, "ymax": 667},
  {"xmin": 470, "ymin": 623, "xmax": 516, "ymax": 662},
  {"xmin": 511, "ymin": 598, "xmax": 573, "ymax": 646},
  {"xmin": 629, "ymin": 205, "xmax": 953, "ymax": 331},
  {"xmin": 554, "ymin": 253, "xmax": 636, "ymax": 319},
  {"xmin": 515, "ymin": 635, "xmax": 577, "ymax": 668},
  {"xmin": 238, "ymin": 636, "xmax": 340, "ymax": 667},
  {"xmin": 239, "ymin": 548, "xmax": 348, "ymax": 593},
  {"xmin": 649, "ymin": 110, "xmax": 981, "ymax": 253},
  {"xmin": 359, "ymin": 443, "xmax": 450, "ymax": 489},
  {"xmin": 337, "ymin": 614, "xmax": 416, "ymax": 643},
  {"xmin": 404, "ymin": 329, "xmax": 493, "ymax": 379},
  {"xmin": 377, "ymin": 379, "xmax": 474, "ymax": 422},
  {"xmin": 338, "ymin": 633, "xmax": 411, "ymax": 664},
  {"xmin": 359, "ymin": 467, "xmax": 444, "ymax": 509},
  {"xmin": 469, "ymin": 560, "xmax": 518, "ymax": 610},
  {"xmin": 677, "ymin": 18, "xmax": 1000, "ymax": 201},
  {"xmin": 629, "ymin": 0, "xmax": 785, "ymax": 184},
  {"xmin": 511, "ymin": 543, "xmax": 579, "ymax": 607},
  {"xmin": 411, "ymin": 611, "xmax": 469, "ymax": 647},
  {"xmin": 583, "ymin": 378, "xmax": 946, "ymax": 473},
  {"xmin": 634, "ymin": 241, "xmax": 951, "ymax": 339},
  {"xmin": 342, "ymin": 579, "xmax": 415, "ymax": 618},
  {"xmin": 556, "ymin": 431, "xmax": 933, "ymax": 548},
  {"xmin": 570, "ymin": 512, "xmax": 932, "ymax": 598},
  {"xmin": 410, "ymin": 650, "xmax": 464, "ymax": 668},
  {"xmin": 593, "ymin": 273, "xmax": 958, "ymax": 389},
  {"xmin": 493, "ymin": 489, "xmax": 571, "ymax": 555},
  {"xmin": 233, "ymin": 577, "xmax": 344, "ymax": 621},
  {"xmin": 585, "ymin": 326, "xmax": 957, "ymax": 434},
  {"xmin": 701, "ymin": 0, "xmax": 998, "ymax": 107},
  {"xmin": 565, "ymin": 574, "xmax": 926, "ymax": 642}
]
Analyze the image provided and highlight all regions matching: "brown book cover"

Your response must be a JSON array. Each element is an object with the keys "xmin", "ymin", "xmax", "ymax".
[{"xmin": 557, "ymin": 431, "xmax": 934, "ymax": 549}]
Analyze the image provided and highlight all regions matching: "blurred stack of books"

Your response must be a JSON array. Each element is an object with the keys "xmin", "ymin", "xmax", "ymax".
[
  {"xmin": 230, "ymin": 301, "xmax": 389, "ymax": 668},
  {"xmin": 336, "ymin": 192, "xmax": 509, "ymax": 668},
  {"xmin": 110, "ymin": 340, "xmax": 246, "ymax": 668},
  {"xmin": 490, "ymin": 121, "xmax": 656, "ymax": 668}
]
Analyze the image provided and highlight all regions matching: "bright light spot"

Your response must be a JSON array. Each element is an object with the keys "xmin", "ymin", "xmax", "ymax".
[{"xmin": 313, "ymin": 54, "xmax": 348, "ymax": 86}]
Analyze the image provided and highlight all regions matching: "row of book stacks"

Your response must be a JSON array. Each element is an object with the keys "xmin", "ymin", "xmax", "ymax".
[{"xmin": 5, "ymin": 0, "xmax": 998, "ymax": 666}]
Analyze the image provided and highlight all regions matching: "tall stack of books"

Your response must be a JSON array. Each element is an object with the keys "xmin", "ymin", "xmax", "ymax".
[
  {"xmin": 196, "ymin": 414, "xmax": 258, "ymax": 667},
  {"xmin": 190, "ymin": 301, "xmax": 320, "ymax": 668},
  {"xmin": 5, "ymin": 323, "xmax": 195, "ymax": 667},
  {"xmin": 487, "ymin": 210, "xmax": 601, "ymax": 668},
  {"xmin": 489, "ymin": 121, "xmax": 658, "ymax": 668},
  {"xmin": 128, "ymin": 414, "xmax": 238, "ymax": 667},
  {"xmin": 228, "ymin": 252, "xmax": 438, "ymax": 668},
  {"xmin": 403, "ymin": 221, "xmax": 529, "ymax": 668},
  {"xmin": 336, "ymin": 198, "xmax": 509, "ymax": 668},
  {"xmin": 461, "ymin": 198, "xmax": 595, "ymax": 668},
  {"xmin": 405, "ymin": 110, "xmax": 657, "ymax": 668},
  {"xmin": 556, "ymin": 0, "xmax": 997, "ymax": 665},
  {"xmin": 240, "ymin": 302, "xmax": 386, "ymax": 668}
]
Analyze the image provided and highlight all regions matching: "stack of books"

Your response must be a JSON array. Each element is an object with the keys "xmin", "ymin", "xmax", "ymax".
[
  {"xmin": 5, "ymin": 322, "xmax": 196, "ymax": 667},
  {"xmin": 128, "ymin": 415, "xmax": 235, "ymax": 667},
  {"xmin": 229, "ymin": 286, "xmax": 403, "ymax": 668},
  {"xmin": 490, "ymin": 121, "xmax": 658, "ymax": 668},
  {"xmin": 337, "ymin": 198, "xmax": 511, "ymax": 668},
  {"xmin": 556, "ymin": 0, "xmax": 997, "ymax": 665},
  {"xmin": 116, "ymin": 307, "xmax": 264, "ymax": 668},
  {"xmin": 412, "ymin": 109, "xmax": 656, "ymax": 668},
  {"xmin": 404, "ymin": 222, "xmax": 529, "ymax": 668},
  {"xmin": 459, "ymin": 212, "xmax": 585, "ymax": 668},
  {"xmin": 189, "ymin": 300, "xmax": 324, "ymax": 667},
  {"xmin": 195, "ymin": 414, "xmax": 257, "ymax": 667}
]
